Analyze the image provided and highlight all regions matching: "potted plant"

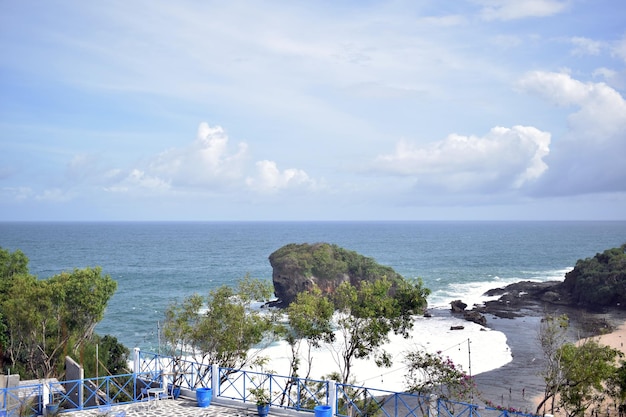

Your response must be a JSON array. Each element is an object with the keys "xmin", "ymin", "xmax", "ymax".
[
  {"xmin": 44, "ymin": 402, "xmax": 60, "ymax": 417},
  {"xmin": 167, "ymin": 368, "xmax": 182, "ymax": 400},
  {"xmin": 249, "ymin": 386, "xmax": 270, "ymax": 417}
]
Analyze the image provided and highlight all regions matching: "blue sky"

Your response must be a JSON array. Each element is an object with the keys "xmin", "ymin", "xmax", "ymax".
[{"xmin": 1, "ymin": 0, "xmax": 625, "ymax": 221}]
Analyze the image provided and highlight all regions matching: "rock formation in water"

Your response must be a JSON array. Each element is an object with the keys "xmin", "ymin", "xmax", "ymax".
[{"xmin": 269, "ymin": 242, "xmax": 404, "ymax": 307}]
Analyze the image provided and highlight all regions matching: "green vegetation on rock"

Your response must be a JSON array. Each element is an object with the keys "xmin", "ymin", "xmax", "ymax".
[
  {"xmin": 269, "ymin": 242, "xmax": 418, "ymax": 307},
  {"xmin": 271, "ymin": 243, "xmax": 403, "ymax": 282},
  {"xmin": 560, "ymin": 243, "xmax": 626, "ymax": 307}
]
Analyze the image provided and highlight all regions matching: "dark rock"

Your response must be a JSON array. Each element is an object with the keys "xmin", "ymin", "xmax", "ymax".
[
  {"xmin": 450, "ymin": 325, "xmax": 465, "ymax": 330},
  {"xmin": 463, "ymin": 310, "xmax": 487, "ymax": 326},
  {"xmin": 450, "ymin": 299, "xmax": 468, "ymax": 312},
  {"xmin": 479, "ymin": 280, "xmax": 567, "ymax": 318},
  {"xmin": 541, "ymin": 291, "xmax": 561, "ymax": 303}
]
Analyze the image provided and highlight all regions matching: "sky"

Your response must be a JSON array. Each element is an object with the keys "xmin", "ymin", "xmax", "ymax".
[{"xmin": 1, "ymin": 0, "xmax": 625, "ymax": 221}]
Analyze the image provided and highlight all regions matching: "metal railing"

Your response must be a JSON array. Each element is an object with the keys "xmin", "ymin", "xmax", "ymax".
[
  {"xmin": 218, "ymin": 366, "xmax": 328, "ymax": 411},
  {"xmin": 0, "ymin": 382, "xmax": 42, "ymax": 417},
  {"xmin": 0, "ymin": 351, "xmax": 541, "ymax": 417}
]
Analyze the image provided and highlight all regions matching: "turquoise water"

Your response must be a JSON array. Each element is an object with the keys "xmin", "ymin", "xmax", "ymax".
[{"xmin": 1, "ymin": 221, "xmax": 625, "ymax": 350}]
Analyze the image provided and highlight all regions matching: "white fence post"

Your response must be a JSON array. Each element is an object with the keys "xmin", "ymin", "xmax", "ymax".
[
  {"xmin": 133, "ymin": 348, "xmax": 141, "ymax": 374},
  {"xmin": 211, "ymin": 364, "xmax": 219, "ymax": 399},
  {"xmin": 429, "ymin": 394, "xmax": 438, "ymax": 417},
  {"xmin": 42, "ymin": 382, "xmax": 50, "ymax": 415},
  {"xmin": 328, "ymin": 380, "xmax": 336, "ymax": 415}
]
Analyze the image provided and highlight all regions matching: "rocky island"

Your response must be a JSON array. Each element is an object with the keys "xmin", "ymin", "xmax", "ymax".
[
  {"xmin": 269, "ymin": 242, "xmax": 406, "ymax": 307},
  {"xmin": 267, "ymin": 241, "xmax": 626, "ymax": 413}
]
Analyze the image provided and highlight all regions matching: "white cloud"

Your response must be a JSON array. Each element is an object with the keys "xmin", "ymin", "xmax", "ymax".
[
  {"xmin": 246, "ymin": 160, "xmax": 315, "ymax": 193},
  {"xmin": 518, "ymin": 71, "xmax": 626, "ymax": 195},
  {"xmin": 416, "ymin": 15, "xmax": 467, "ymax": 27},
  {"xmin": 570, "ymin": 36, "xmax": 603, "ymax": 56},
  {"xmin": 1, "ymin": 187, "xmax": 33, "ymax": 201},
  {"xmin": 517, "ymin": 71, "xmax": 626, "ymax": 138},
  {"xmin": 612, "ymin": 34, "xmax": 626, "ymax": 63},
  {"xmin": 35, "ymin": 188, "xmax": 72, "ymax": 202},
  {"xmin": 148, "ymin": 123, "xmax": 249, "ymax": 189},
  {"xmin": 374, "ymin": 125, "xmax": 550, "ymax": 192},
  {"xmin": 95, "ymin": 123, "xmax": 319, "ymax": 196},
  {"xmin": 592, "ymin": 67, "xmax": 625, "ymax": 90},
  {"xmin": 104, "ymin": 169, "xmax": 170, "ymax": 193},
  {"xmin": 474, "ymin": 0, "xmax": 568, "ymax": 21}
]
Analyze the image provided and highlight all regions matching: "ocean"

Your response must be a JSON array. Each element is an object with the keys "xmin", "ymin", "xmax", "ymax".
[{"xmin": 1, "ymin": 220, "xmax": 625, "ymax": 356}]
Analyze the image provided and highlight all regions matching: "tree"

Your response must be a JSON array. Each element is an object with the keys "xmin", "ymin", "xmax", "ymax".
[
  {"xmin": 0, "ymin": 247, "xmax": 29, "ymax": 364},
  {"xmin": 328, "ymin": 277, "xmax": 429, "ymax": 384},
  {"xmin": 80, "ymin": 334, "xmax": 130, "ymax": 377},
  {"xmin": 607, "ymin": 361, "xmax": 626, "ymax": 413},
  {"xmin": 404, "ymin": 349, "xmax": 475, "ymax": 401},
  {"xmin": 162, "ymin": 275, "xmax": 280, "ymax": 385},
  {"xmin": 1, "ymin": 265, "xmax": 117, "ymax": 379},
  {"xmin": 557, "ymin": 339, "xmax": 621, "ymax": 417},
  {"xmin": 560, "ymin": 243, "xmax": 626, "ymax": 307},
  {"xmin": 285, "ymin": 286, "xmax": 334, "ymax": 380},
  {"xmin": 536, "ymin": 314, "xmax": 570, "ymax": 415},
  {"xmin": 0, "ymin": 247, "xmax": 29, "ymax": 281}
]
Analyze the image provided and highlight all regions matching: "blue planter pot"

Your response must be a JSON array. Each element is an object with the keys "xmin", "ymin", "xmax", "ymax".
[
  {"xmin": 168, "ymin": 385, "xmax": 181, "ymax": 399},
  {"xmin": 196, "ymin": 387, "xmax": 212, "ymax": 407},
  {"xmin": 46, "ymin": 404, "xmax": 59, "ymax": 416},
  {"xmin": 257, "ymin": 404, "xmax": 270, "ymax": 417},
  {"xmin": 314, "ymin": 405, "xmax": 332, "ymax": 417}
]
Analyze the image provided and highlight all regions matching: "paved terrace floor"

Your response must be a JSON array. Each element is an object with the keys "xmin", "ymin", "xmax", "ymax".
[{"xmin": 66, "ymin": 398, "xmax": 305, "ymax": 417}]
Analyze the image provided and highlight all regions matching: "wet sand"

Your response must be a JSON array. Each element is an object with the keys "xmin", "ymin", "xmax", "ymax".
[
  {"xmin": 472, "ymin": 312, "xmax": 545, "ymax": 413},
  {"xmin": 529, "ymin": 318, "xmax": 626, "ymax": 416},
  {"xmin": 472, "ymin": 307, "xmax": 626, "ymax": 415}
]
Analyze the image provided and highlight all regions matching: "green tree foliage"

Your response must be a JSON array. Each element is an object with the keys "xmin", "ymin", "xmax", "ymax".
[
  {"xmin": 561, "ymin": 243, "xmax": 626, "ymax": 307},
  {"xmin": 270, "ymin": 243, "xmax": 404, "ymax": 283},
  {"xmin": 80, "ymin": 335, "xmax": 130, "ymax": 377},
  {"xmin": 162, "ymin": 275, "xmax": 280, "ymax": 383},
  {"xmin": 0, "ymin": 248, "xmax": 29, "ymax": 281},
  {"xmin": 536, "ymin": 314, "xmax": 570, "ymax": 414},
  {"xmin": 329, "ymin": 277, "xmax": 429, "ymax": 384},
  {"xmin": 0, "ymin": 247, "xmax": 117, "ymax": 379},
  {"xmin": 607, "ymin": 361, "xmax": 626, "ymax": 412},
  {"xmin": 557, "ymin": 339, "xmax": 622, "ymax": 417},
  {"xmin": 285, "ymin": 286, "xmax": 335, "ymax": 379},
  {"xmin": 404, "ymin": 349, "xmax": 475, "ymax": 401}
]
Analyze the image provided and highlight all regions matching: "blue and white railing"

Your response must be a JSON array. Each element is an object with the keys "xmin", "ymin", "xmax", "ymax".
[{"xmin": 0, "ymin": 349, "xmax": 541, "ymax": 417}]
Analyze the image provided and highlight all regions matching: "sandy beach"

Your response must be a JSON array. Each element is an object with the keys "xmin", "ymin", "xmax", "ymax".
[
  {"xmin": 250, "ymin": 306, "xmax": 626, "ymax": 414},
  {"xmin": 250, "ymin": 308, "xmax": 512, "ymax": 393},
  {"xmin": 586, "ymin": 320, "xmax": 626, "ymax": 353},
  {"xmin": 530, "ymin": 317, "xmax": 626, "ymax": 416}
]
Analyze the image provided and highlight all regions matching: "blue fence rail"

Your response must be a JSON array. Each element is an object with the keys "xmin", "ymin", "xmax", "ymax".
[
  {"xmin": 0, "ymin": 382, "xmax": 42, "ymax": 417},
  {"xmin": 218, "ymin": 366, "xmax": 329, "ymax": 411},
  {"xmin": 0, "ymin": 351, "xmax": 541, "ymax": 417}
]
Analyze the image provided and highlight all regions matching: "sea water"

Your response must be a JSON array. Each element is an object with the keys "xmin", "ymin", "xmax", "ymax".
[{"xmin": 1, "ymin": 221, "xmax": 625, "ymax": 387}]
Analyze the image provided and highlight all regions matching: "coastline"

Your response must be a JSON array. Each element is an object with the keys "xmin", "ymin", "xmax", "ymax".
[
  {"xmin": 250, "ymin": 307, "xmax": 512, "ymax": 393},
  {"xmin": 252, "ymin": 295, "xmax": 626, "ymax": 412},
  {"xmin": 529, "ymin": 315, "xmax": 626, "ymax": 415},
  {"xmin": 584, "ymin": 320, "xmax": 626, "ymax": 352},
  {"xmin": 474, "ymin": 306, "xmax": 626, "ymax": 414}
]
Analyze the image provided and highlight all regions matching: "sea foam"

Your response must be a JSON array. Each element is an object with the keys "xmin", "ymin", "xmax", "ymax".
[{"xmin": 248, "ymin": 310, "xmax": 512, "ymax": 393}]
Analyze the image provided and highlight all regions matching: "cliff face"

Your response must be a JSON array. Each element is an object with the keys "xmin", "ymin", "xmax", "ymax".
[{"xmin": 269, "ymin": 242, "xmax": 403, "ymax": 307}]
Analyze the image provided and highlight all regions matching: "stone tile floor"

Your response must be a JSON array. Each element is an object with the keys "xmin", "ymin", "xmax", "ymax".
[{"xmin": 64, "ymin": 398, "xmax": 301, "ymax": 417}]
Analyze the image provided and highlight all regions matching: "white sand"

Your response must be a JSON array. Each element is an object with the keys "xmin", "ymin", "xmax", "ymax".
[
  {"xmin": 532, "ymin": 319, "xmax": 626, "ymax": 415},
  {"xmin": 249, "ymin": 311, "xmax": 512, "ymax": 392}
]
